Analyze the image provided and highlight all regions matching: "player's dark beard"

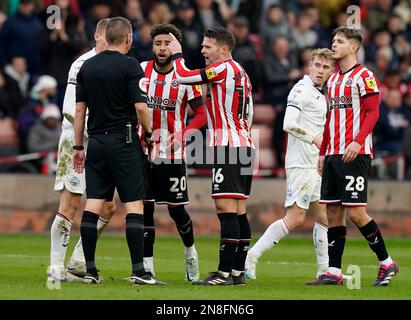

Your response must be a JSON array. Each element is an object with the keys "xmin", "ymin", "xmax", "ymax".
[{"xmin": 154, "ymin": 55, "xmax": 172, "ymax": 67}]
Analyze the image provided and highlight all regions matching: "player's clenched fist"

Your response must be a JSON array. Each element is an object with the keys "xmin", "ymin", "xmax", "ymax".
[{"xmin": 168, "ymin": 32, "xmax": 182, "ymax": 55}]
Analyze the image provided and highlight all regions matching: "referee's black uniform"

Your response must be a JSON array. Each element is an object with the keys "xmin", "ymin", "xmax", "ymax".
[{"xmin": 76, "ymin": 50, "xmax": 146, "ymax": 202}]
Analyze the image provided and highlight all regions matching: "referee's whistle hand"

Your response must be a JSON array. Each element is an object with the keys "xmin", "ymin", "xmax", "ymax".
[
  {"xmin": 168, "ymin": 33, "xmax": 182, "ymax": 55},
  {"xmin": 72, "ymin": 150, "xmax": 85, "ymax": 174}
]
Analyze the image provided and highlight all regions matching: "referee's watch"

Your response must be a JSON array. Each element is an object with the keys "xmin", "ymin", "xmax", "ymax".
[{"xmin": 73, "ymin": 145, "xmax": 84, "ymax": 150}]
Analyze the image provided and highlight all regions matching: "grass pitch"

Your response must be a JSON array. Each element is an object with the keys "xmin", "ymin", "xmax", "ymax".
[{"xmin": 0, "ymin": 234, "xmax": 409, "ymax": 300}]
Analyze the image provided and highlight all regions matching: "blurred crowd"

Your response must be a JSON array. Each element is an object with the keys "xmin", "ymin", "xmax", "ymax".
[{"xmin": 0, "ymin": 0, "xmax": 411, "ymax": 179}]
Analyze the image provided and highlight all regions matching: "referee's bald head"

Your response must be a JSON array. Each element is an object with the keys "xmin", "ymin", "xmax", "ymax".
[{"xmin": 105, "ymin": 17, "xmax": 133, "ymax": 45}]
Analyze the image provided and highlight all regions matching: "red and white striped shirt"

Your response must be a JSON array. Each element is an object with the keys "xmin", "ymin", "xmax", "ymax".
[
  {"xmin": 139, "ymin": 60, "xmax": 203, "ymax": 159},
  {"xmin": 172, "ymin": 54, "xmax": 254, "ymax": 148},
  {"xmin": 323, "ymin": 64, "xmax": 380, "ymax": 157}
]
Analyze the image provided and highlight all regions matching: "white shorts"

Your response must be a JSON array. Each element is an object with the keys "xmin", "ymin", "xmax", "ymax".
[
  {"xmin": 54, "ymin": 128, "xmax": 87, "ymax": 194},
  {"xmin": 285, "ymin": 168, "xmax": 321, "ymax": 210}
]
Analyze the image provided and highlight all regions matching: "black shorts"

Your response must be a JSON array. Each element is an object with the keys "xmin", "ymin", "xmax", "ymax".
[
  {"xmin": 144, "ymin": 158, "xmax": 189, "ymax": 205},
  {"xmin": 85, "ymin": 131, "xmax": 145, "ymax": 202},
  {"xmin": 211, "ymin": 146, "xmax": 254, "ymax": 199},
  {"xmin": 320, "ymin": 155, "xmax": 371, "ymax": 206}
]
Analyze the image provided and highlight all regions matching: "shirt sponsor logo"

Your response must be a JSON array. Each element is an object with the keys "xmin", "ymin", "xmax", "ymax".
[
  {"xmin": 329, "ymin": 96, "xmax": 352, "ymax": 104},
  {"xmin": 147, "ymin": 96, "xmax": 176, "ymax": 111},
  {"xmin": 154, "ymin": 79, "xmax": 166, "ymax": 85}
]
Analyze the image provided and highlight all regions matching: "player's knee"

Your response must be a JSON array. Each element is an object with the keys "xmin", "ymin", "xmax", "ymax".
[
  {"xmin": 285, "ymin": 208, "xmax": 306, "ymax": 229},
  {"xmin": 168, "ymin": 205, "xmax": 189, "ymax": 224},
  {"xmin": 215, "ymin": 202, "xmax": 234, "ymax": 213},
  {"xmin": 347, "ymin": 207, "xmax": 368, "ymax": 226},
  {"xmin": 100, "ymin": 201, "xmax": 116, "ymax": 220},
  {"xmin": 59, "ymin": 200, "xmax": 80, "ymax": 220}
]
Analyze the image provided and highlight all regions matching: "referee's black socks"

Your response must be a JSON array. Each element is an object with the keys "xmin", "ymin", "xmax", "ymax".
[
  {"xmin": 217, "ymin": 212, "xmax": 240, "ymax": 274},
  {"xmin": 168, "ymin": 206, "xmax": 194, "ymax": 248},
  {"xmin": 126, "ymin": 213, "xmax": 145, "ymax": 276},
  {"xmin": 80, "ymin": 211, "xmax": 99, "ymax": 276}
]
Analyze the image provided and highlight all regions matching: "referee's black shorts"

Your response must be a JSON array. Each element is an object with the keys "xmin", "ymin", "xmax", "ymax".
[{"xmin": 85, "ymin": 131, "xmax": 145, "ymax": 202}]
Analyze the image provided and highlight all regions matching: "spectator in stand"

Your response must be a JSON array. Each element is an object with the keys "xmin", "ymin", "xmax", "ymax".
[
  {"xmin": 0, "ymin": 70, "xmax": 14, "ymax": 119},
  {"xmin": 38, "ymin": 0, "xmax": 88, "ymax": 109},
  {"xmin": 194, "ymin": 0, "xmax": 230, "ymax": 30},
  {"xmin": 365, "ymin": 0, "xmax": 393, "ymax": 33},
  {"xmin": 0, "ymin": 70, "xmax": 20, "ymax": 171},
  {"xmin": 292, "ymin": 11, "xmax": 317, "ymax": 50},
  {"xmin": 367, "ymin": 47, "xmax": 393, "ymax": 81},
  {"xmin": 132, "ymin": 21, "xmax": 154, "ymax": 62},
  {"xmin": 0, "ymin": 0, "xmax": 42, "ymax": 73},
  {"xmin": 263, "ymin": 36, "xmax": 300, "ymax": 106},
  {"xmin": 260, "ymin": 4, "xmax": 295, "ymax": 56},
  {"xmin": 148, "ymin": 1, "xmax": 173, "ymax": 25},
  {"xmin": 0, "ymin": 9, "xmax": 7, "ymax": 29},
  {"xmin": 171, "ymin": 0, "xmax": 204, "ymax": 69},
  {"xmin": 394, "ymin": 33, "xmax": 411, "ymax": 59},
  {"xmin": 403, "ymin": 89, "xmax": 411, "ymax": 178},
  {"xmin": 380, "ymin": 69, "xmax": 403, "ymax": 100},
  {"xmin": 84, "ymin": 0, "xmax": 111, "ymax": 42},
  {"xmin": 304, "ymin": 5, "xmax": 330, "ymax": 48},
  {"xmin": 230, "ymin": 16, "xmax": 263, "ymax": 100},
  {"xmin": 27, "ymin": 103, "xmax": 61, "ymax": 153},
  {"xmin": 387, "ymin": 14, "xmax": 406, "ymax": 39},
  {"xmin": 17, "ymin": 75, "xmax": 57, "ymax": 152},
  {"xmin": 3, "ymin": 56, "xmax": 31, "ymax": 118},
  {"xmin": 375, "ymin": 89, "xmax": 409, "ymax": 179},
  {"xmin": 123, "ymin": 0, "xmax": 144, "ymax": 33}
]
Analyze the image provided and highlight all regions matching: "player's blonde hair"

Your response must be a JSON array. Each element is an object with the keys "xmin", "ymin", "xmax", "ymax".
[{"xmin": 311, "ymin": 48, "xmax": 334, "ymax": 65}]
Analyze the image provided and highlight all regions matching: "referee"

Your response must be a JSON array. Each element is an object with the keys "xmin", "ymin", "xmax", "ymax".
[{"xmin": 72, "ymin": 17, "xmax": 164, "ymax": 285}]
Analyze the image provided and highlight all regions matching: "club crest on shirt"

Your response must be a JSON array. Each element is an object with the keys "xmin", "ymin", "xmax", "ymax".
[
  {"xmin": 345, "ymin": 78, "xmax": 353, "ymax": 86},
  {"xmin": 365, "ymin": 77, "xmax": 376, "ymax": 89},
  {"xmin": 171, "ymin": 79, "xmax": 180, "ymax": 88},
  {"xmin": 206, "ymin": 67, "xmax": 217, "ymax": 80}
]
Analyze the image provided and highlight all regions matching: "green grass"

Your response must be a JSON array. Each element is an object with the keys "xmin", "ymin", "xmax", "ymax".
[{"xmin": 0, "ymin": 234, "xmax": 410, "ymax": 300}]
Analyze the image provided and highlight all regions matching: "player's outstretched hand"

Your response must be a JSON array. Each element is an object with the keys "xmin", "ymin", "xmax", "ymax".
[
  {"xmin": 342, "ymin": 141, "xmax": 361, "ymax": 163},
  {"xmin": 168, "ymin": 33, "xmax": 182, "ymax": 55},
  {"xmin": 73, "ymin": 150, "xmax": 85, "ymax": 174}
]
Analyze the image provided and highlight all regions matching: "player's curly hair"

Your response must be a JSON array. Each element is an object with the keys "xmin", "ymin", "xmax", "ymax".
[{"xmin": 150, "ymin": 23, "xmax": 183, "ymax": 43}]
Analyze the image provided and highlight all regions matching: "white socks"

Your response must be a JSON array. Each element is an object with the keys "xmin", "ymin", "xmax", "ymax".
[
  {"xmin": 184, "ymin": 244, "xmax": 197, "ymax": 259},
  {"xmin": 313, "ymin": 222, "xmax": 329, "ymax": 275},
  {"xmin": 328, "ymin": 267, "xmax": 342, "ymax": 276},
  {"xmin": 70, "ymin": 217, "xmax": 109, "ymax": 263},
  {"xmin": 248, "ymin": 219, "xmax": 290, "ymax": 260},
  {"xmin": 143, "ymin": 256, "xmax": 155, "ymax": 275},
  {"xmin": 380, "ymin": 256, "xmax": 393, "ymax": 266},
  {"xmin": 50, "ymin": 214, "xmax": 72, "ymax": 267}
]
